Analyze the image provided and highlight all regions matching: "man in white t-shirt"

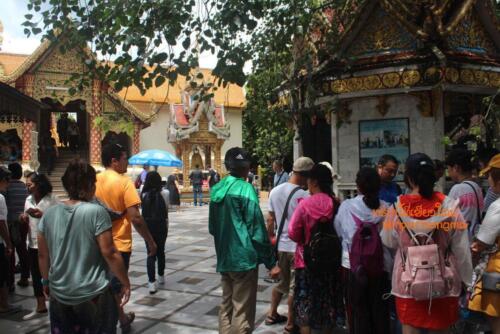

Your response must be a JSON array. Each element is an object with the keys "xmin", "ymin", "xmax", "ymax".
[
  {"xmin": 0, "ymin": 166, "xmax": 13, "ymax": 312},
  {"xmin": 265, "ymin": 157, "xmax": 314, "ymax": 332},
  {"xmin": 446, "ymin": 148, "xmax": 485, "ymax": 240}
]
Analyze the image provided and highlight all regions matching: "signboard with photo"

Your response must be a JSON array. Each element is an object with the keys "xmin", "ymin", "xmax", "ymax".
[{"xmin": 359, "ymin": 118, "xmax": 410, "ymax": 181}]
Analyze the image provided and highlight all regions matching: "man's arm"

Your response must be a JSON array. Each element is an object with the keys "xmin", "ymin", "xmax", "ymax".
[
  {"xmin": 96, "ymin": 230, "xmax": 131, "ymax": 306},
  {"xmin": 126, "ymin": 205, "xmax": 157, "ymax": 256},
  {"xmin": 266, "ymin": 211, "xmax": 276, "ymax": 238}
]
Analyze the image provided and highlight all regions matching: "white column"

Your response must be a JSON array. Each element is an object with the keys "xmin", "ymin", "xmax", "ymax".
[{"xmin": 293, "ymin": 123, "xmax": 303, "ymax": 160}]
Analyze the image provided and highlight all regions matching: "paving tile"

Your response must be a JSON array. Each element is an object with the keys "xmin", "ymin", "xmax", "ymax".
[
  {"xmin": 127, "ymin": 287, "xmax": 199, "ymax": 319},
  {"xmin": 158, "ymin": 270, "xmax": 220, "ymax": 294},
  {"xmin": 169, "ymin": 245, "xmax": 216, "ymax": 258},
  {"xmin": 165, "ymin": 296, "xmax": 221, "ymax": 330},
  {"xmin": 142, "ymin": 322, "xmax": 218, "ymax": 334},
  {"xmin": 183, "ymin": 258, "xmax": 218, "ymax": 273},
  {"xmin": 134, "ymin": 296, "xmax": 166, "ymax": 307}
]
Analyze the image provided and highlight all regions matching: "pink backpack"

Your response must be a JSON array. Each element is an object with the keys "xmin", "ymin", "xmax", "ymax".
[
  {"xmin": 394, "ymin": 205, "xmax": 461, "ymax": 312},
  {"xmin": 349, "ymin": 214, "xmax": 384, "ymax": 279}
]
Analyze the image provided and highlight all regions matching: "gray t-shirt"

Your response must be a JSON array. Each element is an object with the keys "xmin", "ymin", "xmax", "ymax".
[{"xmin": 39, "ymin": 202, "xmax": 112, "ymax": 305}]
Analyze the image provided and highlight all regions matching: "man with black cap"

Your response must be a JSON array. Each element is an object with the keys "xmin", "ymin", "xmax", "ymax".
[{"xmin": 209, "ymin": 147, "xmax": 279, "ymax": 334}]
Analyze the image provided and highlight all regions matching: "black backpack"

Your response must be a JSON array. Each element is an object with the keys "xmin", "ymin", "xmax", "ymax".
[
  {"xmin": 303, "ymin": 200, "xmax": 342, "ymax": 274},
  {"xmin": 141, "ymin": 191, "xmax": 168, "ymax": 234}
]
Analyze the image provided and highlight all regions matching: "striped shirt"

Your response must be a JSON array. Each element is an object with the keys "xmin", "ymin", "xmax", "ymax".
[
  {"xmin": 5, "ymin": 180, "xmax": 28, "ymax": 222},
  {"xmin": 484, "ymin": 187, "xmax": 499, "ymax": 214}
]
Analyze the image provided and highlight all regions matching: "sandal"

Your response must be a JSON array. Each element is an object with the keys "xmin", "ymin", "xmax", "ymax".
[
  {"xmin": 265, "ymin": 313, "xmax": 287, "ymax": 326},
  {"xmin": 120, "ymin": 312, "xmax": 135, "ymax": 332}
]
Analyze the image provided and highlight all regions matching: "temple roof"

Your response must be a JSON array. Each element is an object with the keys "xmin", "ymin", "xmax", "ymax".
[
  {"xmin": 324, "ymin": 0, "xmax": 500, "ymax": 74},
  {"xmin": 316, "ymin": 0, "xmax": 500, "ymax": 97},
  {"xmin": 0, "ymin": 54, "xmax": 246, "ymax": 109}
]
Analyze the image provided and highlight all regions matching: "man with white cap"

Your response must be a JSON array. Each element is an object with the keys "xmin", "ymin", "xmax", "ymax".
[{"xmin": 265, "ymin": 156, "xmax": 314, "ymax": 333}]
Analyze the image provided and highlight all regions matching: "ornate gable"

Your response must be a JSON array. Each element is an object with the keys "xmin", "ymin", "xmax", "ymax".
[
  {"xmin": 345, "ymin": 5, "xmax": 417, "ymax": 59},
  {"xmin": 36, "ymin": 44, "xmax": 85, "ymax": 74},
  {"xmin": 447, "ymin": 8, "xmax": 497, "ymax": 56}
]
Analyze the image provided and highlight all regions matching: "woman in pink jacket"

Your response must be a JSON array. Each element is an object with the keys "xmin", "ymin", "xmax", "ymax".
[{"xmin": 288, "ymin": 164, "xmax": 341, "ymax": 334}]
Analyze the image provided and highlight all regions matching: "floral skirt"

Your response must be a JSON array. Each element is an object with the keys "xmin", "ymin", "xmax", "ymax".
[{"xmin": 294, "ymin": 268, "xmax": 341, "ymax": 329}]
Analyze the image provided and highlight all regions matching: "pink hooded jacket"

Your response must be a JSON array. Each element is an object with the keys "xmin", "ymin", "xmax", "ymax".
[{"xmin": 288, "ymin": 192, "xmax": 335, "ymax": 269}]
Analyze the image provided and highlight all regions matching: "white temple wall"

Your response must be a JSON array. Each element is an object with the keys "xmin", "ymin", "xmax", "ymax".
[
  {"xmin": 138, "ymin": 105, "xmax": 243, "ymax": 175},
  {"xmin": 221, "ymin": 108, "xmax": 243, "ymax": 159}
]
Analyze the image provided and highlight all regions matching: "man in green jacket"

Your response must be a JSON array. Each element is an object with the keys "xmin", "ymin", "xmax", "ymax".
[{"xmin": 209, "ymin": 147, "xmax": 279, "ymax": 334}]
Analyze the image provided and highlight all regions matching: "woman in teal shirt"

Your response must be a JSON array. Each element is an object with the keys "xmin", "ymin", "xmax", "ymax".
[{"xmin": 37, "ymin": 161, "xmax": 130, "ymax": 333}]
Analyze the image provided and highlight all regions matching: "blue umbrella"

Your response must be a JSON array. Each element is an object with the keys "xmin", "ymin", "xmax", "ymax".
[{"xmin": 128, "ymin": 149, "xmax": 183, "ymax": 167}]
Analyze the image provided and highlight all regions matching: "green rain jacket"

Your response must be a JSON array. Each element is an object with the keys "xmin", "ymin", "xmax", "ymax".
[{"xmin": 209, "ymin": 175, "xmax": 275, "ymax": 273}]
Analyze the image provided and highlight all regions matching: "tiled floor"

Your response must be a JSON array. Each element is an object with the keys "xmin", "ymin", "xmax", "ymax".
[{"xmin": 0, "ymin": 204, "xmax": 348, "ymax": 333}]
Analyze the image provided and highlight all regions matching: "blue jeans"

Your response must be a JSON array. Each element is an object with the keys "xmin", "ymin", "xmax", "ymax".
[{"xmin": 193, "ymin": 185, "xmax": 203, "ymax": 206}]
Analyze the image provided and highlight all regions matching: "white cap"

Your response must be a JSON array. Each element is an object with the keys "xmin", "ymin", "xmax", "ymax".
[{"xmin": 293, "ymin": 157, "xmax": 314, "ymax": 173}]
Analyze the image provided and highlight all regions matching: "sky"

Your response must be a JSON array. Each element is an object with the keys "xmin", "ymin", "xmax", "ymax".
[{"xmin": 0, "ymin": 0, "xmax": 219, "ymax": 69}]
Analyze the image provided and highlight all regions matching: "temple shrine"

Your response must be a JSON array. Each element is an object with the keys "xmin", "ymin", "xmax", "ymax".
[{"xmin": 301, "ymin": 0, "xmax": 500, "ymax": 197}]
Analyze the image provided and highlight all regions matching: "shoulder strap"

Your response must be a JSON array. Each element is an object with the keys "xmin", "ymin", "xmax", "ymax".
[
  {"xmin": 275, "ymin": 186, "xmax": 301, "ymax": 252},
  {"xmin": 462, "ymin": 181, "xmax": 481, "ymax": 226},
  {"xmin": 393, "ymin": 202, "xmax": 435, "ymax": 246},
  {"xmin": 275, "ymin": 172, "xmax": 284, "ymax": 187}
]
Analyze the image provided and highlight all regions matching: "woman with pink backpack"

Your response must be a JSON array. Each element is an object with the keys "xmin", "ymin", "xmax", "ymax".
[
  {"xmin": 381, "ymin": 153, "xmax": 472, "ymax": 334},
  {"xmin": 334, "ymin": 167, "xmax": 390, "ymax": 334}
]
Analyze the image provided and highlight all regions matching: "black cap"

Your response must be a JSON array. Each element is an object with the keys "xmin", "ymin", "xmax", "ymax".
[
  {"xmin": 224, "ymin": 147, "xmax": 251, "ymax": 171},
  {"xmin": 405, "ymin": 153, "xmax": 434, "ymax": 172},
  {"xmin": 0, "ymin": 166, "xmax": 12, "ymax": 181}
]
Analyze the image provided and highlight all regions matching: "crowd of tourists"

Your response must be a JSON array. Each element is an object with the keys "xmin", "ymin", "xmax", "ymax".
[
  {"xmin": 0, "ymin": 143, "xmax": 498, "ymax": 334},
  {"xmin": 209, "ymin": 147, "xmax": 500, "ymax": 334}
]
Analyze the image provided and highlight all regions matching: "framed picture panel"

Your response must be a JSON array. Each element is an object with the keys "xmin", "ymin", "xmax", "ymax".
[{"xmin": 359, "ymin": 118, "xmax": 410, "ymax": 181}]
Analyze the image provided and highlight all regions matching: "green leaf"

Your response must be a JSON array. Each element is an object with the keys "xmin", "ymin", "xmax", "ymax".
[
  {"xmin": 182, "ymin": 37, "xmax": 190, "ymax": 50},
  {"xmin": 155, "ymin": 76, "xmax": 166, "ymax": 87}
]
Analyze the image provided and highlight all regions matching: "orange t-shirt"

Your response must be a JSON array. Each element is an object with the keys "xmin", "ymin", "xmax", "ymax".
[{"xmin": 96, "ymin": 169, "xmax": 141, "ymax": 252}]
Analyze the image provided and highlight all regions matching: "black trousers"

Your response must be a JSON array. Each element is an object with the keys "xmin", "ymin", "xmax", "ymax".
[
  {"xmin": 29, "ymin": 247, "xmax": 43, "ymax": 297},
  {"xmin": 347, "ymin": 271, "xmax": 390, "ymax": 334},
  {"xmin": 145, "ymin": 228, "xmax": 167, "ymax": 283}
]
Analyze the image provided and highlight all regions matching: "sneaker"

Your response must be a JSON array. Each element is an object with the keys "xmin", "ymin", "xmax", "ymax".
[
  {"xmin": 148, "ymin": 282, "xmax": 157, "ymax": 294},
  {"xmin": 17, "ymin": 279, "xmax": 29, "ymax": 287},
  {"xmin": 22, "ymin": 309, "xmax": 47, "ymax": 320},
  {"xmin": 158, "ymin": 275, "xmax": 165, "ymax": 285}
]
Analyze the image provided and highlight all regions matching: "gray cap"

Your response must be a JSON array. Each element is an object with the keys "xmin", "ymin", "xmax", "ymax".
[
  {"xmin": 0, "ymin": 166, "xmax": 12, "ymax": 181},
  {"xmin": 293, "ymin": 157, "xmax": 314, "ymax": 173}
]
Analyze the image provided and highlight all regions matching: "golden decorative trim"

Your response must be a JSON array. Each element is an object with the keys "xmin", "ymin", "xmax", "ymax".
[
  {"xmin": 402, "ymin": 70, "xmax": 421, "ymax": 86},
  {"xmin": 382, "ymin": 72, "xmax": 400, "ymax": 88},
  {"xmin": 322, "ymin": 67, "xmax": 500, "ymax": 95}
]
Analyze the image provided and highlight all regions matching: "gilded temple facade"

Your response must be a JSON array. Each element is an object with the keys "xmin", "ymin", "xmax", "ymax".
[{"xmin": 306, "ymin": 0, "xmax": 500, "ymax": 196}]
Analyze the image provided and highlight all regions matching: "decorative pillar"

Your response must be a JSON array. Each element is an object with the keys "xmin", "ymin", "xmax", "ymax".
[
  {"xmin": 21, "ymin": 121, "xmax": 34, "ymax": 164},
  {"xmin": 132, "ymin": 121, "xmax": 141, "ymax": 155},
  {"xmin": 90, "ymin": 80, "xmax": 103, "ymax": 165},
  {"xmin": 20, "ymin": 74, "xmax": 35, "ymax": 165},
  {"xmin": 182, "ymin": 142, "xmax": 191, "ymax": 189},
  {"xmin": 214, "ymin": 141, "xmax": 222, "ymax": 174},
  {"xmin": 205, "ymin": 145, "xmax": 211, "ymax": 168}
]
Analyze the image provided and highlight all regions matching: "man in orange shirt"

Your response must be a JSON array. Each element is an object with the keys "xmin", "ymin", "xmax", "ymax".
[{"xmin": 96, "ymin": 143, "xmax": 157, "ymax": 332}]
